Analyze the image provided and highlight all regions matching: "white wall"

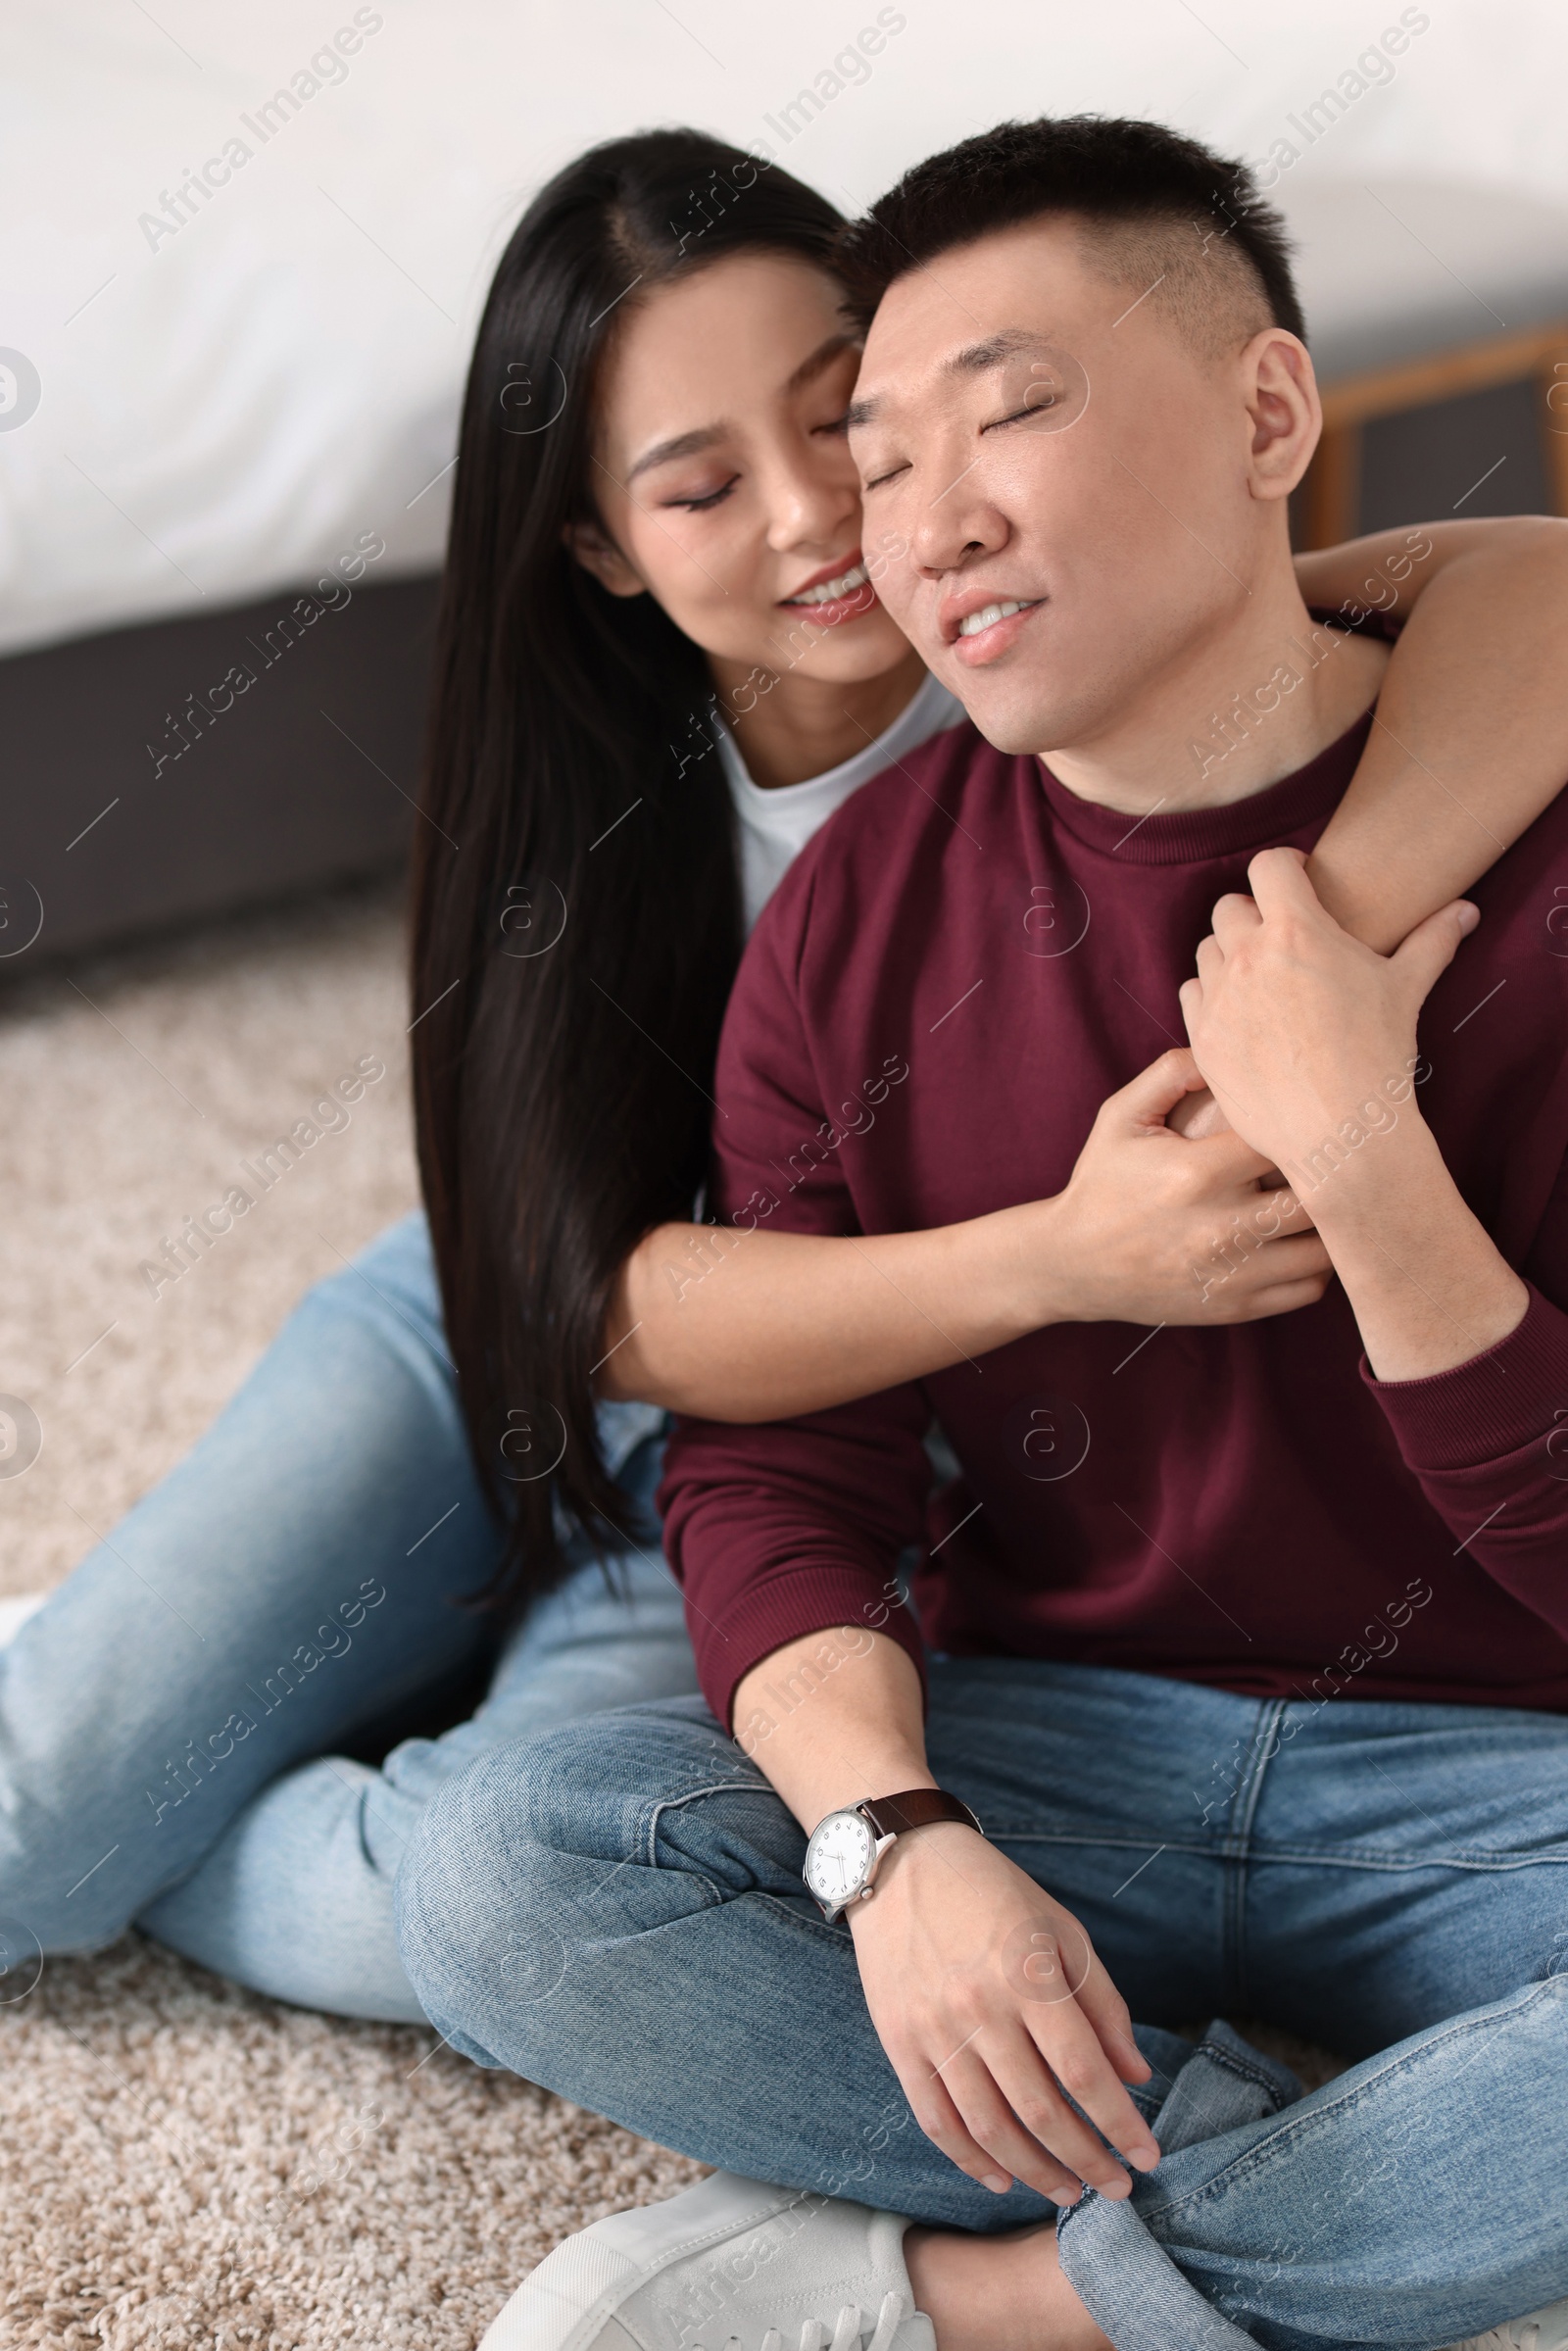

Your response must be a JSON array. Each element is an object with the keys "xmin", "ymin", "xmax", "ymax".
[{"xmin": 3, "ymin": 0, "xmax": 1564, "ymax": 652}]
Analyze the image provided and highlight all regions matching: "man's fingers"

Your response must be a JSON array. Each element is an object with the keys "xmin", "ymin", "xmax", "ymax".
[
  {"xmin": 1178, "ymin": 973, "xmax": 1201, "ymax": 1034},
  {"xmin": 905, "ymin": 2062, "xmax": 1032, "ymax": 2198},
  {"xmin": 1391, "ymin": 899, "xmax": 1480, "ymax": 1004},
  {"xmin": 1017, "ymin": 1999, "xmax": 1161, "ymax": 2177},
  {"xmin": 1207, "ymin": 891, "xmax": 1261, "ymax": 945},
  {"xmin": 1069, "ymin": 1955, "xmax": 1152, "ymax": 2087},
  {"xmin": 1194, "ymin": 932, "xmax": 1225, "ymax": 988},
  {"xmin": 1244, "ymin": 843, "xmax": 1315, "ymax": 913},
  {"xmin": 946, "ymin": 2038, "xmax": 1132, "ymax": 2203},
  {"xmin": 916, "ymin": 2049, "xmax": 1089, "ymax": 2204}
]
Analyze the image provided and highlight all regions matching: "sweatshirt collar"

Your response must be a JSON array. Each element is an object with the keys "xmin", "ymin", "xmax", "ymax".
[{"xmin": 1035, "ymin": 704, "xmax": 1376, "ymax": 866}]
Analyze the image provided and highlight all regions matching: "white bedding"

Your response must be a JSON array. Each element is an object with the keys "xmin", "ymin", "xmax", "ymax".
[{"xmin": 3, "ymin": 0, "xmax": 1565, "ymax": 660}]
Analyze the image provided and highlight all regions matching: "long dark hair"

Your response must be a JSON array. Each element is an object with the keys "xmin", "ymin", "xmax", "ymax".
[{"xmin": 410, "ymin": 130, "xmax": 846, "ymax": 1611}]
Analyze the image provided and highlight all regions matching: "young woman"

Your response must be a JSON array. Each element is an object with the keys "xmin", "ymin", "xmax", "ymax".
[{"xmin": 3, "ymin": 127, "xmax": 1566, "ymax": 2029}]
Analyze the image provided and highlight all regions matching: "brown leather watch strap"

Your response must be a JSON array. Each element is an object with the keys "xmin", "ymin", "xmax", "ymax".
[{"xmin": 858, "ymin": 1788, "xmax": 984, "ymax": 1840}]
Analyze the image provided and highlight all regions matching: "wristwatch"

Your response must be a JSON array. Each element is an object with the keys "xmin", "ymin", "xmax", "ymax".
[{"xmin": 803, "ymin": 1788, "xmax": 984, "ymax": 1923}]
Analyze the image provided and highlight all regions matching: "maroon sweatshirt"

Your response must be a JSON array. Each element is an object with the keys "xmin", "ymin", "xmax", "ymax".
[{"xmin": 658, "ymin": 707, "xmax": 1568, "ymax": 1730}]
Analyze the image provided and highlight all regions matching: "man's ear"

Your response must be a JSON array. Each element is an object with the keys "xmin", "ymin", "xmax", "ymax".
[
  {"xmin": 1241, "ymin": 328, "xmax": 1321, "ymax": 504},
  {"xmin": 564, "ymin": 517, "xmax": 647, "ymax": 600}
]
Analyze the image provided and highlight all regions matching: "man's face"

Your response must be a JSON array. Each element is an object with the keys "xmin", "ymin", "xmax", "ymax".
[{"xmin": 849, "ymin": 219, "xmax": 1277, "ymax": 757}]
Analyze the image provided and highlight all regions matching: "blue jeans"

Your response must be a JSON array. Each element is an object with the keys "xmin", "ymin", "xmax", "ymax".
[
  {"xmin": 0, "ymin": 1213, "xmax": 698, "ymax": 2022},
  {"xmin": 394, "ymin": 1664, "xmax": 1568, "ymax": 2351}
]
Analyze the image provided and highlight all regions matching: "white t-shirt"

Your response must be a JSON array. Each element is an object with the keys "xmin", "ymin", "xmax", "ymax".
[{"xmin": 716, "ymin": 669, "xmax": 966, "ymax": 933}]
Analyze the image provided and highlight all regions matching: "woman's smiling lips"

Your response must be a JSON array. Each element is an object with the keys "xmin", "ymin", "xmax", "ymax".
[
  {"xmin": 942, "ymin": 591, "xmax": 1045, "ymax": 668},
  {"xmin": 779, "ymin": 550, "xmax": 878, "ymax": 629}
]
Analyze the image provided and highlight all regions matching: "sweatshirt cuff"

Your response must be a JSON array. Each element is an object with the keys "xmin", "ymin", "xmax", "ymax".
[
  {"xmin": 696, "ymin": 1562, "xmax": 929, "ymax": 1735},
  {"xmin": 1361, "ymin": 1281, "xmax": 1568, "ymax": 1472}
]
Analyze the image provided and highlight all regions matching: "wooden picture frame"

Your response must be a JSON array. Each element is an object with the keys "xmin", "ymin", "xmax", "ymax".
[{"xmin": 1298, "ymin": 319, "xmax": 1568, "ymax": 550}]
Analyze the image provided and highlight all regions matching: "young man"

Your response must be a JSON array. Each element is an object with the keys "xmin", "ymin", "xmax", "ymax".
[{"xmin": 396, "ymin": 121, "xmax": 1568, "ymax": 2351}]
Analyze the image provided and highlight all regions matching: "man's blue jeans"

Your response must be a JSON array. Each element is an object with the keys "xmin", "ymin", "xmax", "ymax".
[
  {"xmin": 0, "ymin": 1213, "xmax": 697, "ymax": 2021},
  {"xmin": 394, "ymin": 1669, "xmax": 1568, "ymax": 2351}
]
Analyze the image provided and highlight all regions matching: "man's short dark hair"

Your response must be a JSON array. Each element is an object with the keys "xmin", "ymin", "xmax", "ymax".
[{"xmin": 839, "ymin": 116, "xmax": 1305, "ymax": 360}]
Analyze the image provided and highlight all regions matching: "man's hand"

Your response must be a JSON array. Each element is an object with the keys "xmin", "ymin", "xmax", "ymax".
[
  {"xmin": 735, "ymin": 1632, "xmax": 1160, "ymax": 2206},
  {"xmin": 1178, "ymin": 848, "xmax": 1528, "ymax": 1378},
  {"xmin": 1047, "ymin": 1046, "xmax": 1331, "ymax": 1324},
  {"xmin": 1177, "ymin": 847, "xmax": 1476, "ymax": 1188},
  {"xmin": 849, "ymin": 1823, "xmax": 1161, "ymax": 2205}
]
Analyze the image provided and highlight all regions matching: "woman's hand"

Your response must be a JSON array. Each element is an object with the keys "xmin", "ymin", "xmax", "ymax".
[
  {"xmin": 848, "ymin": 1824, "xmax": 1161, "ymax": 2204},
  {"xmin": 603, "ymin": 1045, "xmax": 1329, "ymax": 1418},
  {"xmin": 1045, "ymin": 1046, "xmax": 1329, "ymax": 1326},
  {"xmin": 1165, "ymin": 1083, "xmax": 1227, "ymax": 1141}
]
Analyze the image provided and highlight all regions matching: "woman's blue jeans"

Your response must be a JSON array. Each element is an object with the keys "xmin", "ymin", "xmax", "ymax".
[
  {"xmin": 0, "ymin": 1213, "xmax": 697, "ymax": 2022},
  {"xmin": 394, "ymin": 1675, "xmax": 1568, "ymax": 2351}
]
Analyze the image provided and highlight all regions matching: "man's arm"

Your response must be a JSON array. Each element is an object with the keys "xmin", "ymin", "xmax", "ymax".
[
  {"xmin": 732, "ymin": 1626, "xmax": 1162, "ymax": 2208},
  {"xmin": 1300, "ymin": 516, "xmax": 1568, "ymax": 953},
  {"xmin": 660, "ymin": 856, "xmax": 1167, "ymax": 2203},
  {"xmin": 654, "ymin": 861, "xmax": 946, "ymax": 1729},
  {"xmin": 1178, "ymin": 849, "xmax": 1523, "ymax": 1380},
  {"xmin": 1182, "ymin": 850, "xmax": 1568, "ymax": 1631},
  {"xmin": 1292, "ymin": 1120, "xmax": 1526, "ymax": 1384}
]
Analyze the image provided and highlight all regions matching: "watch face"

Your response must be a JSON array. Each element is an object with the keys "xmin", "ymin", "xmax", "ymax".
[{"xmin": 805, "ymin": 1809, "xmax": 876, "ymax": 1905}]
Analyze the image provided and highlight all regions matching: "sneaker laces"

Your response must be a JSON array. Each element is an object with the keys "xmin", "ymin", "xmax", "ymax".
[
  {"xmin": 747, "ymin": 2289, "xmax": 907, "ymax": 2351},
  {"xmin": 1450, "ymin": 2317, "xmax": 1548, "ymax": 2350}
]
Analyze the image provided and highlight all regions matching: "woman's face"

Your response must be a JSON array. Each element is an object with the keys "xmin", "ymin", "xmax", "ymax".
[{"xmin": 575, "ymin": 250, "xmax": 914, "ymax": 699}]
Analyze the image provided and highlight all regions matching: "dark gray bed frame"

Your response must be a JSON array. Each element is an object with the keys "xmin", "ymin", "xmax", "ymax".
[{"xmin": 1, "ymin": 570, "xmax": 440, "ymax": 970}]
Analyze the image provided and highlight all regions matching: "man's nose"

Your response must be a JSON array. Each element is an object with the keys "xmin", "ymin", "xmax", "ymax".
[{"xmin": 909, "ymin": 477, "xmax": 1005, "ymax": 577}]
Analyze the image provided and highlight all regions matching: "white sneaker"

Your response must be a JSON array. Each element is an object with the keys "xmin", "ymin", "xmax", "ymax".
[
  {"xmin": 0, "ymin": 1592, "xmax": 47, "ymax": 1646},
  {"xmin": 1444, "ymin": 2295, "xmax": 1568, "ymax": 2351},
  {"xmin": 478, "ymin": 2171, "xmax": 933, "ymax": 2351}
]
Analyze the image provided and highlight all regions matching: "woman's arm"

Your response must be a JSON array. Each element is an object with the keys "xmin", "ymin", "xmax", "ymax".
[
  {"xmin": 601, "ymin": 1048, "xmax": 1331, "ymax": 1418},
  {"xmin": 602, "ymin": 1203, "xmax": 1049, "ymax": 1420},
  {"xmin": 1299, "ymin": 514, "xmax": 1568, "ymax": 951},
  {"xmin": 605, "ymin": 515, "xmax": 1568, "ymax": 1420}
]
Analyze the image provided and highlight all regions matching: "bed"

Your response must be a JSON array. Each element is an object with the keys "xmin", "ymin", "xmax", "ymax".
[{"xmin": 5, "ymin": 0, "xmax": 1564, "ymax": 960}]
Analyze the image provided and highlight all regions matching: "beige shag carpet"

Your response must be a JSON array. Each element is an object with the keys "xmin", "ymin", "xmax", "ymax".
[
  {"xmin": 0, "ymin": 883, "xmax": 706, "ymax": 2351},
  {"xmin": 0, "ymin": 881, "xmax": 1336, "ymax": 2349}
]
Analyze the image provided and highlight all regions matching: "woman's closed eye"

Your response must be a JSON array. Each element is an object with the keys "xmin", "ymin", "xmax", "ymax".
[
  {"xmin": 662, "ymin": 474, "xmax": 741, "ymax": 513},
  {"xmin": 662, "ymin": 409, "xmax": 850, "ymax": 510}
]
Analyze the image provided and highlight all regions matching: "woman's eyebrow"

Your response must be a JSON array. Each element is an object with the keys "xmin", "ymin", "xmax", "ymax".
[
  {"xmin": 784, "ymin": 332, "xmax": 858, "ymax": 393},
  {"xmin": 625, "ymin": 424, "xmax": 727, "ymax": 485},
  {"xmin": 623, "ymin": 337, "xmax": 856, "ymax": 483}
]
